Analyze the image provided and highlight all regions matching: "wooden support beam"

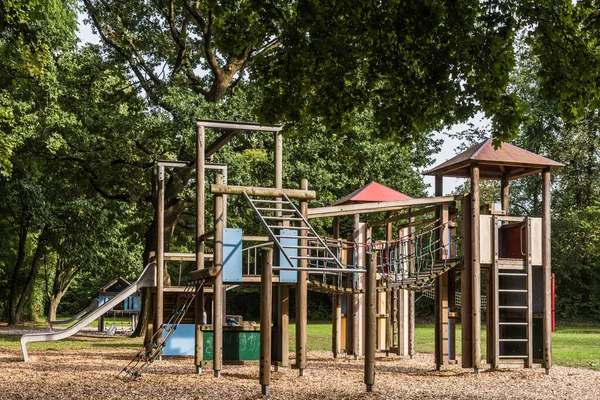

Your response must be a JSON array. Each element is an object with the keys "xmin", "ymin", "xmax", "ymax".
[
  {"xmin": 260, "ymin": 247, "xmax": 273, "ymax": 396},
  {"xmin": 188, "ymin": 267, "xmax": 219, "ymax": 283},
  {"xmin": 434, "ymin": 177, "xmax": 449, "ymax": 369},
  {"xmin": 364, "ymin": 252, "xmax": 376, "ymax": 393},
  {"xmin": 213, "ymin": 174, "xmax": 225, "ymax": 378},
  {"xmin": 501, "ymin": 178, "xmax": 509, "ymax": 213},
  {"xmin": 461, "ymin": 194, "xmax": 473, "ymax": 368},
  {"xmin": 296, "ymin": 179, "xmax": 309, "ymax": 376},
  {"xmin": 368, "ymin": 206, "xmax": 437, "ymax": 228},
  {"xmin": 307, "ymin": 196, "xmax": 458, "ymax": 219},
  {"xmin": 156, "ymin": 165, "xmax": 165, "ymax": 347},
  {"xmin": 332, "ymin": 216, "xmax": 342, "ymax": 358},
  {"xmin": 211, "ymin": 184, "xmax": 316, "ymax": 199},
  {"xmin": 408, "ymin": 211, "xmax": 416, "ymax": 359},
  {"xmin": 542, "ymin": 169, "xmax": 552, "ymax": 373},
  {"xmin": 194, "ymin": 125, "xmax": 205, "ymax": 374},
  {"xmin": 471, "ymin": 165, "xmax": 482, "ymax": 373}
]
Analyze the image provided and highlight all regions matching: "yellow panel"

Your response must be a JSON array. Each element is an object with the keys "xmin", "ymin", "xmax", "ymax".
[{"xmin": 341, "ymin": 315, "xmax": 347, "ymax": 350}]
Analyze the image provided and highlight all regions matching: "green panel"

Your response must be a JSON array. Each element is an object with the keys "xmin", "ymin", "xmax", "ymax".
[{"xmin": 202, "ymin": 330, "xmax": 260, "ymax": 361}]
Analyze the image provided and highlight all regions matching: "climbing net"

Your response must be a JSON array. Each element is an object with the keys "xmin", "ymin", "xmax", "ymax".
[
  {"xmin": 305, "ymin": 219, "xmax": 460, "ymax": 291},
  {"xmin": 119, "ymin": 281, "xmax": 204, "ymax": 381}
]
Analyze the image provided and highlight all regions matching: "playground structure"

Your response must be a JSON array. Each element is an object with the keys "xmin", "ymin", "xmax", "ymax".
[
  {"xmin": 98, "ymin": 277, "xmax": 141, "ymax": 332},
  {"xmin": 20, "ymin": 119, "xmax": 562, "ymax": 395}
]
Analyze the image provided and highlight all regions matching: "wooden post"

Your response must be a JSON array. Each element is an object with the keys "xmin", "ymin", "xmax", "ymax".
[
  {"xmin": 471, "ymin": 164, "xmax": 481, "ymax": 373},
  {"xmin": 296, "ymin": 179, "xmax": 308, "ymax": 376},
  {"xmin": 448, "ymin": 208, "xmax": 457, "ymax": 363},
  {"xmin": 364, "ymin": 252, "xmax": 376, "ymax": 392},
  {"xmin": 434, "ymin": 175, "xmax": 449, "ymax": 370},
  {"xmin": 332, "ymin": 216, "xmax": 342, "ymax": 358},
  {"xmin": 461, "ymin": 194, "xmax": 473, "ymax": 367},
  {"xmin": 156, "ymin": 165, "xmax": 165, "ymax": 343},
  {"xmin": 501, "ymin": 178, "xmax": 509, "ymax": 213},
  {"xmin": 260, "ymin": 247, "xmax": 273, "ymax": 396},
  {"xmin": 385, "ymin": 214, "xmax": 393, "ymax": 356},
  {"xmin": 542, "ymin": 169, "xmax": 552, "ymax": 373},
  {"xmin": 195, "ymin": 124, "xmax": 205, "ymax": 374},
  {"xmin": 273, "ymin": 132, "xmax": 289, "ymax": 368},
  {"xmin": 213, "ymin": 174, "xmax": 225, "ymax": 378},
  {"xmin": 350, "ymin": 214, "xmax": 361, "ymax": 359},
  {"xmin": 408, "ymin": 210, "xmax": 416, "ymax": 359}
]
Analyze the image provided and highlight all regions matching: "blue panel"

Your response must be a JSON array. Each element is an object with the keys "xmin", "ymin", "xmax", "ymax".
[
  {"xmin": 162, "ymin": 324, "xmax": 195, "ymax": 356},
  {"xmin": 279, "ymin": 229, "xmax": 298, "ymax": 283},
  {"xmin": 223, "ymin": 228, "xmax": 243, "ymax": 283},
  {"xmin": 133, "ymin": 296, "xmax": 140, "ymax": 311}
]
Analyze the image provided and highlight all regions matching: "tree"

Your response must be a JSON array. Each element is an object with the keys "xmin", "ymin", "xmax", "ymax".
[{"xmin": 0, "ymin": 0, "xmax": 77, "ymax": 176}]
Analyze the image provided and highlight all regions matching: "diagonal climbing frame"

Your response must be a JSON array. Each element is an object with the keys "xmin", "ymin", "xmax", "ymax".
[{"xmin": 119, "ymin": 281, "xmax": 204, "ymax": 381}]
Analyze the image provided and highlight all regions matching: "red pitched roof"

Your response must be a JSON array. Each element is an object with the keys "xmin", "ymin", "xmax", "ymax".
[
  {"xmin": 333, "ymin": 181, "xmax": 413, "ymax": 206},
  {"xmin": 425, "ymin": 138, "xmax": 563, "ymax": 179}
]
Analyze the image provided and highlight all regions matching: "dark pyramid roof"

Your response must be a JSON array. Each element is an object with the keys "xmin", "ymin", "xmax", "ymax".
[
  {"xmin": 332, "ymin": 181, "xmax": 412, "ymax": 206},
  {"xmin": 425, "ymin": 138, "xmax": 563, "ymax": 180}
]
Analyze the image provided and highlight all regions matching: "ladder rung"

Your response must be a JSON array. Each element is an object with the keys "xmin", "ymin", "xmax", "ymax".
[
  {"xmin": 499, "ymin": 355, "xmax": 528, "ymax": 359},
  {"xmin": 499, "ymin": 322, "xmax": 528, "ymax": 326},
  {"xmin": 499, "ymin": 305, "xmax": 528, "ymax": 309},
  {"xmin": 499, "ymin": 289, "xmax": 528, "ymax": 293},
  {"xmin": 276, "ymin": 235, "xmax": 316, "ymax": 240},
  {"xmin": 290, "ymin": 256, "xmax": 335, "ymax": 260},
  {"xmin": 250, "ymin": 199, "xmax": 289, "ymax": 204},
  {"xmin": 269, "ymin": 225, "xmax": 311, "ymax": 230},
  {"xmin": 255, "ymin": 207, "xmax": 296, "ymax": 213},
  {"xmin": 499, "ymin": 338, "xmax": 528, "ymax": 342},
  {"xmin": 282, "ymin": 245, "xmax": 327, "ymax": 250},
  {"xmin": 499, "ymin": 272, "xmax": 527, "ymax": 276},
  {"xmin": 263, "ymin": 216, "xmax": 303, "ymax": 221}
]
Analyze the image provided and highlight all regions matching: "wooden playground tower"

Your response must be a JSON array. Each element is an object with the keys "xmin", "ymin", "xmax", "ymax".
[{"xmin": 149, "ymin": 120, "xmax": 561, "ymax": 394}]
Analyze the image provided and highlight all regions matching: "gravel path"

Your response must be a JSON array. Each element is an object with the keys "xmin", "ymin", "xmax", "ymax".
[{"xmin": 1, "ymin": 347, "xmax": 598, "ymax": 399}]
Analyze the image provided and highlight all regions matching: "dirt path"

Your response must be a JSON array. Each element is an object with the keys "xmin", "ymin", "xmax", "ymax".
[{"xmin": 0, "ymin": 347, "xmax": 598, "ymax": 399}]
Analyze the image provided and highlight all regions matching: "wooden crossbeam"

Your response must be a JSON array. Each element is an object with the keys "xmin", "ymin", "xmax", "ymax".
[{"xmin": 211, "ymin": 184, "xmax": 316, "ymax": 199}]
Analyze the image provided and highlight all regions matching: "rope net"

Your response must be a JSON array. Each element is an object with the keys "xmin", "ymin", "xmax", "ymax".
[{"xmin": 305, "ymin": 219, "xmax": 460, "ymax": 292}]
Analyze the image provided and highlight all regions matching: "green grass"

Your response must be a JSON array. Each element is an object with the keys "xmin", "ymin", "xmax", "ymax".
[
  {"xmin": 289, "ymin": 322, "xmax": 599, "ymax": 371},
  {"xmin": 4, "ymin": 321, "xmax": 598, "ymax": 370}
]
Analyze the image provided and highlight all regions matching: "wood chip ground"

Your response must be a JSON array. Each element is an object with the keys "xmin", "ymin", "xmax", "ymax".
[{"xmin": 1, "ymin": 344, "xmax": 599, "ymax": 399}]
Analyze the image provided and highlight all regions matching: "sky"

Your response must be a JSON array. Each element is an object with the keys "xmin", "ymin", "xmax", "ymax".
[{"xmin": 77, "ymin": 16, "xmax": 485, "ymax": 197}]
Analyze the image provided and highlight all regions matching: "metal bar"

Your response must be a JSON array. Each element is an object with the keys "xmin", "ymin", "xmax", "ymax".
[
  {"xmin": 273, "ymin": 266, "xmax": 366, "ymax": 274},
  {"xmin": 283, "ymin": 194, "xmax": 345, "ymax": 269},
  {"xmin": 243, "ymin": 192, "xmax": 296, "ymax": 269}
]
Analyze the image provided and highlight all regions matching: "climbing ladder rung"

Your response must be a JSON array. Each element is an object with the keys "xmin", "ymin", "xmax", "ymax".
[
  {"xmin": 499, "ymin": 338, "xmax": 528, "ymax": 342},
  {"xmin": 276, "ymin": 235, "xmax": 317, "ymax": 240},
  {"xmin": 254, "ymin": 207, "xmax": 296, "ymax": 212},
  {"xmin": 498, "ymin": 289, "xmax": 528, "ymax": 293},
  {"xmin": 499, "ymin": 305, "xmax": 527, "ymax": 309},
  {"xmin": 498, "ymin": 272, "xmax": 527, "ymax": 276},
  {"xmin": 499, "ymin": 355, "xmax": 528, "ymax": 359},
  {"xmin": 269, "ymin": 225, "xmax": 311, "ymax": 230},
  {"xmin": 291, "ymin": 256, "xmax": 335, "ymax": 260},
  {"xmin": 282, "ymin": 245, "xmax": 328, "ymax": 250},
  {"xmin": 499, "ymin": 322, "xmax": 528, "ymax": 326},
  {"xmin": 263, "ymin": 216, "xmax": 303, "ymax": 221},
  {"xmin": 249, "ymin": 199, "xmax": 289, "ymax": 204}
]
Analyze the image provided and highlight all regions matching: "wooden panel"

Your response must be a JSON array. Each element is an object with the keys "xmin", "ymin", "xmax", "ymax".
[
  {"xmin": 480, "ymin": 215, "xmax": 493, "ymax": 264},
  {"xmin": 531, "ymin": 218, "xmax": 543, "ymax": 266}
]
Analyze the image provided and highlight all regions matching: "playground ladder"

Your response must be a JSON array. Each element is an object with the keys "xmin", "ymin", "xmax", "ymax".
[
  {"xmin": 244, "ymin": 192, "xmax": 345, "ymax": 271},
  {"xmin": 120, "ymin": 284, "xmax": 202, "ymax": 381},
  {"xmin": 493, "ymin": 216, "xmax": 533, "ymax": 368}
]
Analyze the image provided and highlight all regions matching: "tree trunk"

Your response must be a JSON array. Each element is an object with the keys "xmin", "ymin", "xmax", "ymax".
[
  {"xmin": 8, "ymin": 222, "xmax": 28, "ymax": 325},
  {"xmin": 13, "ymin": 237, "xmax": 45, "ymax": 323}
]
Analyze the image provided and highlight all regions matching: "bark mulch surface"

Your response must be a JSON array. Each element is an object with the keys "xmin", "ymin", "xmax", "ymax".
[{"xmin": 0, "ymin": 347, "xmax": 598, "ymax": 399}]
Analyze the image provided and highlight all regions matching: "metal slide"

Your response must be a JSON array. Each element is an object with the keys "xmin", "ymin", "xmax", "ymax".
[
  {"xmin": 20, "ymin": 262, "xmax": 157, "ymax": 362},
  {"xmin": 48, "ymin": 299, "xmax": 99, "ymax": 330}
]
